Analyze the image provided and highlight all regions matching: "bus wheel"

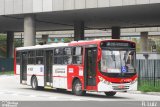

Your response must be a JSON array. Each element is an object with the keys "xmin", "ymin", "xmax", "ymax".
[
  {"xmin": 31, "ymin": 76, "xmax": 39, "ymax": 90},
  {"xmin": 72, "ymin": 79, "xmax": 86, "ymax": 96},
  {"xmin": 104, "ymin": 92, "xmax": 116, "ymax": 96}
]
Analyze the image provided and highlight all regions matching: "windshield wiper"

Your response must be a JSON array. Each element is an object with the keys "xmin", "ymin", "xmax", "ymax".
[
  {"xmin": 110, "ymin": 50, "xmax": 117, "ymax": 68},
  {"xmin": 111, "ymin": 51, "xmax": 116, "ymax": 61}
]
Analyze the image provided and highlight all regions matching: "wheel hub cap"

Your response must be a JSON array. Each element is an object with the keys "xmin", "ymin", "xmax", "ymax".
[{"xmin": 75, "ymin": 83, "xmax": 81, "ymax": 91}]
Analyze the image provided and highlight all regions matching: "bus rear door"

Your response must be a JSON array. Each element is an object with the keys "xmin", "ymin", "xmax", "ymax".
[{"xmin": 44, "ymin": 50, "xmax": 53, "ymax": 86}]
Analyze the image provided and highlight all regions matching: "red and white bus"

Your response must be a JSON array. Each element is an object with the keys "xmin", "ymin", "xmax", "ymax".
[{"xmin": 15, "ymin": 39, "xmax": 137, "ymax": 96}]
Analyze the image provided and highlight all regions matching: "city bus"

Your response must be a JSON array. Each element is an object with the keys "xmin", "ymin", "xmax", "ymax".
[{"xmin": 14, "ymin": 39, "xmax": 137, "ymax": 96}]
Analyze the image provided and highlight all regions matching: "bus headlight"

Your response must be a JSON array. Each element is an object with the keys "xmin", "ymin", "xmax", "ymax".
[
  {"xmin": 98, "ymin": 76, "xmax": 111, "ymax": 85},
  {"xmin": 131, "ymin": 79, "xmax": 137, "ymax": 84}
]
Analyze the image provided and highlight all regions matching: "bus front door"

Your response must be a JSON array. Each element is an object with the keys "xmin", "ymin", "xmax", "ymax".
[
  {"xmin": 20, "ymin": 52, "xmax": 27, "ymax": 83},
  {"xmin": 44, "ymin": 50, "xmax": 53, "ymax": 86},
  {"xmin": 84, "ymin": 48, "xmax": 97, "ymax": 88}
]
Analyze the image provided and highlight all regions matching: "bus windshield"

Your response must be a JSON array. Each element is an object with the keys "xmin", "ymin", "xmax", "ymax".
[{"xmin": 101, "ymin": 49, "xmax": 136, "ymax": 73}]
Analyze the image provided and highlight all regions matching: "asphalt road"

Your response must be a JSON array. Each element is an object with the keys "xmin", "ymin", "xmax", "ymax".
[{"xmin": 0, "ymin": 75, "xmax": 160, "ymax": 107}]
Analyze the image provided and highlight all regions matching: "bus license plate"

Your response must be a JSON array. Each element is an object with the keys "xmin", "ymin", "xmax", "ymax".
[{"xmin": 118, "ymin": 85, "xmax": 125, "ymax": 89}]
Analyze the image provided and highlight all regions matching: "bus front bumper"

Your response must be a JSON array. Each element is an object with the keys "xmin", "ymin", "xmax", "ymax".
[{"xmin": 97, "ymin": 81, "xmax": 137, "ymax": 92}]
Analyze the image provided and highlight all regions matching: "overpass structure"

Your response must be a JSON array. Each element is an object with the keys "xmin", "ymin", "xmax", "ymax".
[{"xmin": 1, "ymin": 0, "xmax": 160, "ymax": 57}]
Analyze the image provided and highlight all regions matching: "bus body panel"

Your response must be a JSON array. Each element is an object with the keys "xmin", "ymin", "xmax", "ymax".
[
  {"xmin": 67, "ymin": 65, "xmax": 84, "ymax": 90},
  {"xmin": 97, "ymin": 72, "xmax": 138, "ymax": 91},
  {"xmin": 15, "ymin": 64, "xmax": 20, "ymax": 83},
  {"xmin": 16, "ymin": 65, "xmax": 20, "ymax": 75},
  {"xmin": 27, "ymin": 65, "xmax": 45, "ymax": 86},
  {"xmin": 52, "ymin": 65, "xmax": 68, "ymax": 89}
]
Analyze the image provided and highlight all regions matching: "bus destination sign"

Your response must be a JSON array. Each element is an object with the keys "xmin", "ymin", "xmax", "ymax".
[{"xmin": 101, "ymin": 42, "xmax": 135, "ymax": 48}]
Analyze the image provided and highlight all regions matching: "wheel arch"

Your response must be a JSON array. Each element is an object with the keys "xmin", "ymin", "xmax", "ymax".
[
  {"xmin": 72, "ymin": 77, "xmax": 80, "ymax": 87},
  {"xmin": 72, "ymin": 77, "xmax": 83, "ymax": 90},
  {"xmin": 72, "ymin": 77, "xmax": 86, "ymax": 96}
]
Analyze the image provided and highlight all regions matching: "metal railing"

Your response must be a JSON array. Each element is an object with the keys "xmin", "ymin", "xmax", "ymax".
[{"xmin": 137, "ymin": 59, "xmax": 160, "ymax": 87}]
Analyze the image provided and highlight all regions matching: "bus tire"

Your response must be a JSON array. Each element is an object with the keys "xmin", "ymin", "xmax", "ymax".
[
  {"xmin": 31, "ymin": 76, "xmax": 39, "ymax": 90},
  {"xmin": 104, "ymin": 92, "xmax": 116, "ymax": 96},
  {"xmin": 72, "ymin": 79, "xmax": 86, "ymax": 96}
]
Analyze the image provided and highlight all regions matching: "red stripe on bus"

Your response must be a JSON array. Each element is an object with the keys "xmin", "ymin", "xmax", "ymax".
[{"xmin": 15, "ymin": 74, "xmax": 67, "ymax": 78}]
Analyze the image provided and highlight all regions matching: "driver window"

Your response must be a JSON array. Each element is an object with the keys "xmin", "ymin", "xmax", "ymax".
[{"xmin": 126, "ymin": 51, "xmax": 135, "ymax": 69}]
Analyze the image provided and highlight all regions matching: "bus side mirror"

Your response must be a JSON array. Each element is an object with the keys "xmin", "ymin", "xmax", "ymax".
[{"xmin": 143, "ymin": 53, "xmax": 149, "ymax": 59}]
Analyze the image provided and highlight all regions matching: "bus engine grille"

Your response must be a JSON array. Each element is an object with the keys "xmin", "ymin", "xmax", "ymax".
[{"xmin": 112, "ymin": 85, "xmax": 129, "ymax": 90}]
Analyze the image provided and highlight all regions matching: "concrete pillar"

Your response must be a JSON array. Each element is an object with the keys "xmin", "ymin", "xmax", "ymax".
[
  {"xmin": 7, "ymin": 31, "xmax": 14, "ymax": 58},
  {"xmin": 74, "ymin": 21, "xmax": 84, "ymax": 41},
  {"xmin": 111, "ymin": 27, "xmax": 120, "ymax": 39},
  {"xmin": 140, "ymin": 32, "xmax": 148, "ymax": 52},
  {"xmin": 24, "ymin": 14, "xmax": 36, "ymax": 46},
  {"xmin": 42, "ymin": 35, "xmax": 48, "ymax": 44}
]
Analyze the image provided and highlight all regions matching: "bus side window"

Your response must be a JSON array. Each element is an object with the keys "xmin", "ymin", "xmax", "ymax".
[
  {"xmin": 54, "ymin": 48, "xmax": 63, "ymax": 64},
  {"xmin": 28, "ymin": 51, "xmax": 35, "ymax": 64},
  {"xmin": 72, "ymin": 47, "xmax": 83, "ymax": 64},
  {"xmin": 63, "ymin": 48, "xmax": 72, "ymax": 64},
  {"xmin": 36, "ymin": 50, "xmax": 44, "ymax": 64}
]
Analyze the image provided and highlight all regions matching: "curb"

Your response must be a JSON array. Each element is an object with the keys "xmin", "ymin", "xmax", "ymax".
[
  {"xmin": 128, "ymin": 91, "xmax": 160, "ymax": 96},
  {"xmin": 0, "ymin": 74, "xmax": 14, "ymax": 77}
]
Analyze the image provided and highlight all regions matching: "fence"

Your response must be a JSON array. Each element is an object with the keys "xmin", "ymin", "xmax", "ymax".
[{"xmin": 137, "ymin": 59, "xmax": 160, "ymax": 87}]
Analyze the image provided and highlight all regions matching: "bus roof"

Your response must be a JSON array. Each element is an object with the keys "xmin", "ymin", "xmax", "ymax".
[
  {"xmin": 16, "ymin": 43, "xmax": 69, "ymax": 51},
  {"xmin": 69, "ymin": 39, "xmax": 135, "ymax": 46}
]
